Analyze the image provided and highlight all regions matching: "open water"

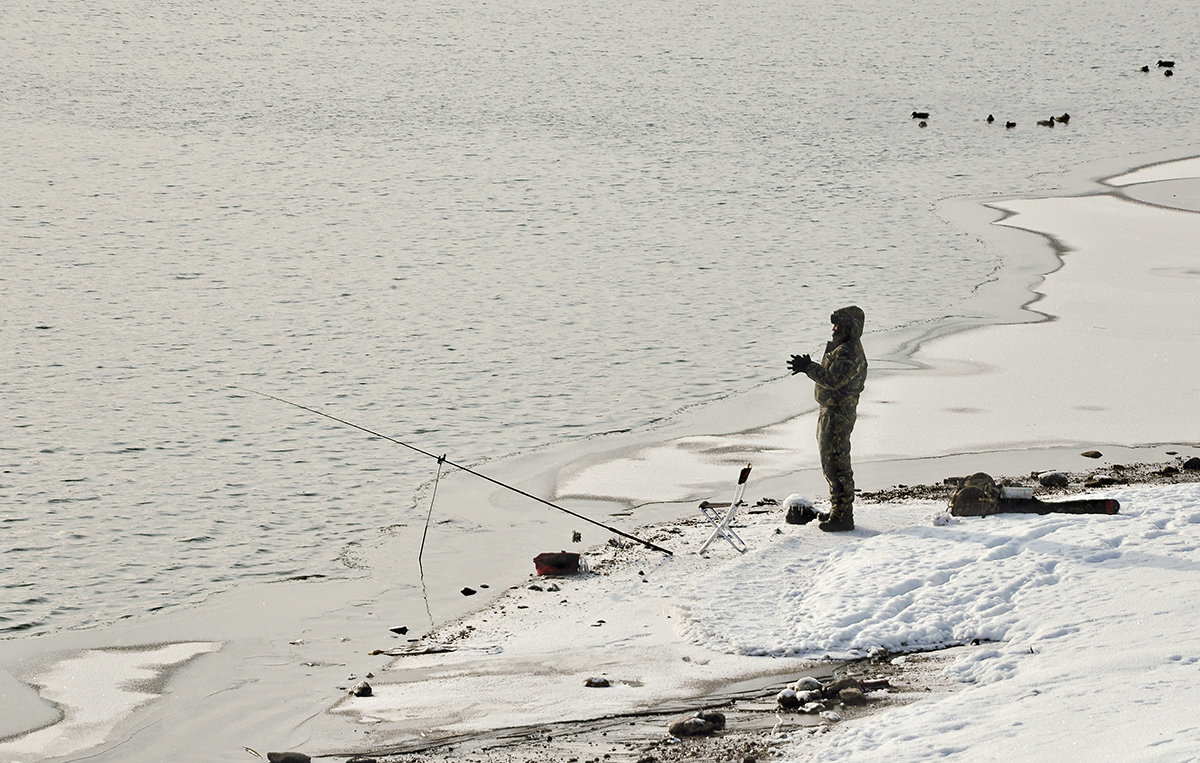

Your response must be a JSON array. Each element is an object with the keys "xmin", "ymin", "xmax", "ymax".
[{"xmin": 3, "ymin": 0, "xmax": 1199, "ymax": 636}]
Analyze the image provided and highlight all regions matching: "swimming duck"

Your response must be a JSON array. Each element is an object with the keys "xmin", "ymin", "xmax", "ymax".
[
  {"xmin": 987, "ymin": 114, "xmax": 995, "ymax": 123},
  {"xmin": 911, "ymin": 111, "xmax": 930, "ymax": 119},
  {"xmin": 1158, "ymin": 59, "xmax": 1175, "ymax": 68},
  {"xmin": 1165, "ymin": 69, "xmax": 1174, "ymax": 77},
  {"xmin": 1054, "ymin": 113, "xmax": 1070, "ymax": 124},
  {"xmin": 1005, "ymin": 121, "xmax": 1016, "ymax": 129},
  {"xmin": 1036, "ymin": 117, "xmax": 1055, "ymax": 127}
]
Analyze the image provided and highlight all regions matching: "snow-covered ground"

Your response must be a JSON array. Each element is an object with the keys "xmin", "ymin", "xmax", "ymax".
[{"xmin": 331, "ymin": 479, "xmax": 1200, "ymax": 760}]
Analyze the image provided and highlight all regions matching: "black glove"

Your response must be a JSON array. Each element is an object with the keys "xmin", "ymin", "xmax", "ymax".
[{"xmin": 788, "ymin": 354, "xmax": 812, "ymax": 375}]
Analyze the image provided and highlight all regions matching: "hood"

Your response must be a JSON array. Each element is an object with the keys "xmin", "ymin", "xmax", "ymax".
[{"xmin": 831, "ymin": 305, "xmax": 865, "ymax": 341}]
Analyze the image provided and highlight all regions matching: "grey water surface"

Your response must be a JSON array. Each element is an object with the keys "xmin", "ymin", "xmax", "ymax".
[{"xmin": 3, "ymin": 0, "xmax": 1198, "ymax": 635}]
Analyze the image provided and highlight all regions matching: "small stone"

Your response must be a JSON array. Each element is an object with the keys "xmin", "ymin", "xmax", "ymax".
[
  {"xmin": 1159, "ymin": 465, "xmax": 1179, "ymax": 476},
  {"xmin": 1081, "ymin": 450, "xmax": 1103, "ymax": 459},
  {"xmin": 821, "ymin": 677, "xmax": 864, "ymax": 699},
  {"xmin": 1037, "ymin": 471, "xmax": 1069, "ymax": 488},
  {"xmin": 668, "ymin": 710, "xmax": 725, "ymax": 737},
  {"xmin": 1183, "ymin": 457, "xmax": 1200, "ymax": 471},
  {"xmin": 698, "ymin": 710, "xmax": 726, "ymax": 730},
  {"xmin": 584, "ymin": 676, "xmax": 611, "ymax": 688},
  {"xmin": 839, "ymin": 687, "xmax": 868, "ymax": 705},
  {"xmin": 668, "ymin": 716, "xmax": 714, "ymax": 737},
  {"xmin": 1084, "ymin": 473, "xmax": 1116, "ymax": 488},
  {"xmin": 267, "ymin": 754, "xmax": 311, "ymax": 763},
  {"xmin": 347, "ymin": 758, "xmax": 379, "ymax": 763},
  {"xmin": 777, "ymin": 689, "xmax": 800, "ymax": 709},
  {"xmin": 793, "ymin": 676, "xmax": 823, "ymax": 692},
  {"xmin": 819, "ymin": 710, "xmax": 842, "ymax": 723},
  {"xmin": 350, "ymin": 681, "xmax": 372, "ymax": 697}
]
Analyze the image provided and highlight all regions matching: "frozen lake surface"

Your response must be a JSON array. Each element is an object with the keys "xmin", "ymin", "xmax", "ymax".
[{"xmin": 3, "ymin": 0, "xmax": 1199, "ymax": 635}]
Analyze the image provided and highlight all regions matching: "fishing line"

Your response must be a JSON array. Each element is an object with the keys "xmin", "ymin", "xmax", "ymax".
[
  {"xmin": 237, "ymin": 387, "xmax": 673, "ymax": 555},
  {"xmin": 419, "ymin": 454, "xmax": 446, "ymax": 569},
  {"xmin": 416, "ymin": 455, "xmax": 444, "ymax": 629}
]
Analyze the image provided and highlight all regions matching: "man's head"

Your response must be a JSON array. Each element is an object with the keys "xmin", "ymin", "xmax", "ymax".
[{"xmin": 830, "ymin": 305, "xmax": 865, "ymax": 343}]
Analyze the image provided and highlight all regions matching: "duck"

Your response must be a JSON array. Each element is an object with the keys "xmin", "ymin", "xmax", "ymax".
[
  {"xmin": 911, "ymin": 111, "xmax": 930, "ymax": 119},
  {"xmin": 1005, "ymin": 121, "xmax": 1017, "ymax": 129},
  {"xmin": 1165, "ymin": 69, "xmax": 1174, "ymax": 77},
  {"xmin": 1036, "ymin": 117, "xmax": 1055, "ymax": 127},
  {"xmin": 1140, "ymin": 65, "xmax": 1150, "ymax": 72},
  {"xmin": 918, "ymin": 120, "xmax": 928, "ymax": 128},
  {"xmin": 1157, "ymin": 59, "xmax": 1175, "ymax": 68},
  {"xmin": 986, "ymin": 114, "xmax": 995, "ymax": 123},
  {"xmin": 1054, "ymin": 112, "xmax": 1070, "ymax": 124}
]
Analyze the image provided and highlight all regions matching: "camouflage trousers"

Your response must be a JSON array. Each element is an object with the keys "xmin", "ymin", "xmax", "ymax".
[{"xmin": 817, "ymin": 403, "xmax": 858, "ymax": 521}]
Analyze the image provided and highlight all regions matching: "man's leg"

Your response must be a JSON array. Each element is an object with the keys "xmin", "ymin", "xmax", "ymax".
[{"xmin": 818, "ymin": 405, "xmax": 857, "ymax": 529}]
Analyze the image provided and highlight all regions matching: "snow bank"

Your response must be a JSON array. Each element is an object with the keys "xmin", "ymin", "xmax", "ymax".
[{"xmin": 780, "ymin": 483, "xmax": 1200, "ymax": 760}]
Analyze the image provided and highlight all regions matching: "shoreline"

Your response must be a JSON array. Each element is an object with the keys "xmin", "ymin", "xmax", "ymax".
[
  {"xmin": 4, "ymin": 148, "xmax": 1200, "ymax": 761},
  {"xmin": 329, "ymin": 459, "xmax": 1200, "ymax": 763}
]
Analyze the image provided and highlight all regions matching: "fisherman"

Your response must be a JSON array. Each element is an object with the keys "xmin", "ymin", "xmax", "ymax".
[{"xmin": 788, "ymin": 306, "xmax": 867, "ymax": 531}]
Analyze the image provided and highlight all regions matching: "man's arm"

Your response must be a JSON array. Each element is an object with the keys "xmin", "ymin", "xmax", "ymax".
[{"xmin": 805, "ymin": 345, "xmax": 865, "ymax": 390}]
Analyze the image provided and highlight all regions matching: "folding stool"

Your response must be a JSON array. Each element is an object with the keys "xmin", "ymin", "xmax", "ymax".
[{"xmin": 698, "ymin": 463, "xmax": 752, "ymax": 554}]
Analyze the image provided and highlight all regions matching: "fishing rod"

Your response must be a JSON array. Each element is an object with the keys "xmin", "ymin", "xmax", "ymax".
[{"xmin": 237, "ymin": 387, "xmax": 673, "ymax": 556}]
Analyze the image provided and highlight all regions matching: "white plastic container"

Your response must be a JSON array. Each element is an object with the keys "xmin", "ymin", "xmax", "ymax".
[{"xmin": 1001, "ymin": 486, "xmax": 1035, "ymax": 500}]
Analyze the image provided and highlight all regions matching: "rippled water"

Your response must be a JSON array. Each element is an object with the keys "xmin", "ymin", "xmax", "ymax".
[{"xmin": 3, "ymin": 0, "xmax": 1198, "ymax": 635}]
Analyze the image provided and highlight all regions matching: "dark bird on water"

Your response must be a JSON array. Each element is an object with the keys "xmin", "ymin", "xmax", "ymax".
[
  {"xmin": 1055, "ymin": 112, "xmax": 1070, "ymax": 124},
  {"xmin": 1036, "ymin": 117, "xmax": 1055, "ymax": 127},
  {"xmin": 1165, "ymin": 69, "xmax": 1174, "ymax": 77},
  {"xmin": 1140, "ymin": 65, "xmax": 1150, "ymax": 72},
  {"xmin": 987, "ymin": 114, "xmax": 995, "ymax": 123},
  {"xmin": 1158, "ymin": 59, "xmax": 1175, "ymax": 68},
  {"xmin": 1005, "ymin": 121, "xmax": 1017, "ymax": 129},
  {"xmin": 911, "ymin": 111, "xmax": 929, "ymax": 119}
]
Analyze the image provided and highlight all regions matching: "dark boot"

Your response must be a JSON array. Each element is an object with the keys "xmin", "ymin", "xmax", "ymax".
[{"xmin": 818, "ymin": 513, "xmax": 854, "ymax": 532}]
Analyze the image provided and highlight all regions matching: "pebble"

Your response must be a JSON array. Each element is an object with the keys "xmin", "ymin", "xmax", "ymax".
[
  {"xmin": 1037, "ymin": 471, "xmax": 1069, "ymax": 488},
  {"xmin": 794, "ymin": 676, "xmax": 823, "ymax": 692},
  {"xmin": 668, "ymin": 709, "xmax": 726, "ymax": 737},
  {"xmin": 839, "ymin": 687, "xmax": 868, "ymax": 705}
]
